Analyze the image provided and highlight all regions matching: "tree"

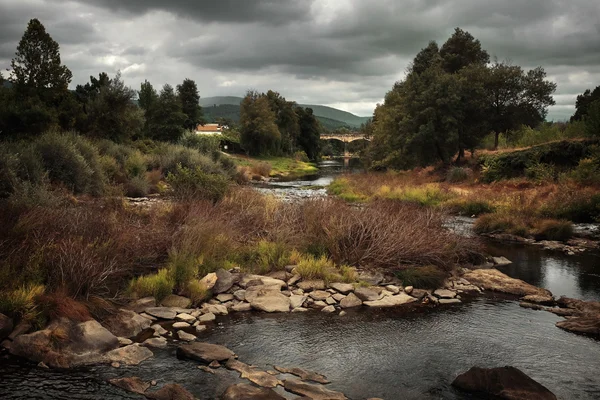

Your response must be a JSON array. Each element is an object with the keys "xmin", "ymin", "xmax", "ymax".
[
  {"xmin": 75, "ymin": 72, "xmax": 111, "ymax": 113},
  {"xmin": 146, "ymin": 84, "xmax": 187, "ymax": 142},
  {"xmin": 572, "ymin": 86, "xmax": 600, "ymax": 122},
  {"xmin": 176, "ymin": 78, "xmax": 204, "ymax": 130},
  {"xmin": 265, "ymin": 90, "xmax": 299, "ymax": 153},
  {"xmin": 10, "ymin": 19, "xmax": 72, "ymax": 98},
  {"xmin": 411, "ymin": 41, "xmax": 440, "ymax": 75},
  {"xmin": 240, "ymin": 90, "xmax": 280, "ymax": 156},
  {"xmin": 85, "ymin": 72, "xmax": 144, "ymax": 142},
  {"xmin": 440, "ymin": 27, "xmax": 489, "ymax": 74},
  {"xmin": 139, "ymin": 80, "xmax": 158, "ymax": 112},
  {"xmin": 295, "ymin": 107, "xmax": 321, "ymax": 160},
  {"xmin": 585, "ymin": 100, "xmax": 600, "ymax": 137}
]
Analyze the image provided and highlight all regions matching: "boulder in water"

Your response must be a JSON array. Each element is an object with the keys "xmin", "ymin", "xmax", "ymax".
[
  {"xmin": 221, "ymin": 383, "xmax": 285, "ymax": 400},
  {"xmin": 176, "ymin": 342, "xmax": 236, "ymax": 364}
]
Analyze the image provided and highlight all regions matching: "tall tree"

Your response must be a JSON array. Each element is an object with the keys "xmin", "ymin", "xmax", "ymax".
[
  {"xmin": 146, "ymin": 84, "xmax": 187, "ymax": 142},
  {"xmin": 440, "ymin": 27, "xmax": 489, "ymax": 74},
  {"xmin": 265, "ymin": 90, "xmax": 299, "ymax": 153},
  {"xmin": 411, "ymin": 41, "xmax": 440, "ymax": 75},
  {"xmin": 295, "ymin": 107, "xmax": 321, "ymax": 160},
  {"xmin": 138, "ymin": 80, "xmax": 158, "ymax": 112},
  {"xmin": 176, "ymin": 78, "xmax": 204, "ymax": 130},
  {"xmin": 75, "ymin": 72, "xmax": 111, "ymax": 113},
  {"xmin": 585, "ymin": 100, "xmax": 600, "ymax": 137},
  {"xmin": 85, "ymin": 72, "xmax": 144, "ymax": 142},
  {"xmin": 240, "ymin": 90, "xmax": 280, "ymax": 156},
  {"xmin": 571, "ymin": 86, "xmax": 600, "ymax": 122}
]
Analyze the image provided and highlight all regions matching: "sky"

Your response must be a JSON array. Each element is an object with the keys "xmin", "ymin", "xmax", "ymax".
[{"xmin": 1, "ymin": 0, "xmax": 599, "ymax": 120}]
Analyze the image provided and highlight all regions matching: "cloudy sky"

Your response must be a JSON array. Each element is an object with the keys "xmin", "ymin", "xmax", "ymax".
[{"xmin": 1, "ymin": 0, "xmax": 599, "ymax": 120}]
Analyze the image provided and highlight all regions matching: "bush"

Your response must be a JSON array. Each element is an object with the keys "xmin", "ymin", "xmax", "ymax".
[
  {"xmin": 124, "ymin": 150, "xmax": 147, "ymax": 178},
  {"xmin": 474, "ymin": 213, "xmax": 529, "ymax": 236},
  {"xmin": 446, "ymin": 199, "xmax": 495, "ymax": 216},
  {"xmin": 185, "ymin": 279, "xmax": 210, "ymax": 305},
  {"xmin": 0, "ymin": 284, "xmax": 45, "ymax": 321},
  {"xmin": 167, "ymin": 250, "xmax": 200, "ymax": 290},
  {"xmin": 539, "ymin": 192, "xmax": 600, "ymax": 223},
  {"xmin": 294, "ymin": 151, "xmax": 310, "ymax": 162},
  {"xmin": 533, "ymin": 220, "xmax": 574, "ymax": 241},
  {"xmin": 125, "ymin": 175, "xmax": 149, "ymax": 198},
  {"xmin": 37, "ymin": 289, "xmax": 92, "ymax": 322},
  {"xmin": 394, "ymin": 266, "xmax": 446, "ymax": 289},
  {"xmin": 567, "ymin": 157, "xmax": 600, "ymax": 186},
  {"xmin": 525, "ymin": 162, "xmax": 556, "ymax": 184},
  {"xmin": 166, "ymin": 164, "xmax": 230, "ymax": 201},
  {"xmin": 251, "ymin": 240, "xmax": 290, "ymax": 274},
  {"xmin": 128, "ymin": 269, "xmax": 174, "ymax": 301},
  {"xmin": 251, "ymin": 162, "xmax": 272, "ymax": 177},
  {"xmin": 446, "ymin": 167, "xmax": 470, "ymax": 183},
  {"xmin": 295, "ymin": 254, "xmax": 337, "ymax": 281},
  {"xmin": 179, "ymin": 131, "xmax": 221, "ymax": 153}
]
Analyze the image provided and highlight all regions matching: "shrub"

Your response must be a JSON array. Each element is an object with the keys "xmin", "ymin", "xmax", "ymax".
[
  {"xmin": 167, "ymin": 251, "xmax": 200, "ymax": 290},
  {"xmin": 447, "ymin": 199, "xmax": 495, "ymax": 216},
  {"xmin": 124, "ymin": 150, "xmax": 147, "ymax": 178},
  {"xmin": 166, "ymin": 164, "xmax": 230, "ymax": 201},
  {"xmin": 128, "ymin": 269, "xmax": 174, "ymax": 301},
  {"xmin": 125, "ymin": 175, "xmax": 150, "ymax": 198},
  {"xmin": 152, "ymin": 143, "xmax": 222, "ymax": 176},
  {"xmin": 0, "ymin": 284, "xmax": 45, "ymax": 321},
  {"xmin": 185, "ymin": 279, "xmax": 210, "ymax": 305},
  {"xmin": 327, "ymin": 178, "xmax": 367, "ymax": 202},
  {"xmin": 251, "ymin": 162, "xmax": 272, "ymax": 177},
  {"xmin": 394, "ymin": 266, "xmax": 446, "ymax": 289},
  {"xmin": 474, "ymin": 213, "xmax": 529, "ymax": 236},
  {"xmin": 525, "ymin": 162, "xmax": 556, "ymax": 184},
  {"xmin": 179, "ymin": 131, "xmax": 221, "ymax": 153},
  {"xmin": 294, "ymin": 151, "xmax": 310, "ymax": 162},
  {"xmin": 533, "ymin": 220, "xmax": 574, "ymax": 241},
  {"xmin": 38, "ymin": 289, "xmax": 92, "ymax": 322},
  {"xmin": 539, "ymin": 191, "xmax": 600, "ymax": 223},
  {"xmin": 446, "ymin": 167, "xmax": 470, "ymax": 183},
  {"xmin": 567, "ymin": 158, "xmax": 600, "ymax": 186},
  {"xmin": 295, "ymin": 254, "xmax": 336, "ymax": 281},
  {"xmin": 251, "ymin": 240, "xmax": 290, "ymax": 274}
]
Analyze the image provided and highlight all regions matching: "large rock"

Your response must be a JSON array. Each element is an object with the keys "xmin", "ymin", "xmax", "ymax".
[
  {"xmin": 274, "ymin": 366, "xmax": 329, "ymax": 384},
  {"xmin": 521, "ymin": 294, "xmax": 554, "ymax": 306},
  {"xmin": 452, "ymin": 366, "xmax": 557, "ymax": 400},
  {"xmin": 244, "ymin": 285, "xmax": 282, "ymax": 303},
  {"xmin": 106, "ymin": 344, "xmax": 153, "ymax": 365},
  {"xmin": 200, "ymin": 273, "xmax": 218, "ymax": 290},
  {"xmin": 289, "ymin": 295, "xmax": 307, "ymax": 309},
  {"xmin": 145, "ymin": 307, "xmax": 177, "ymax": 320},
  {"xmin": 176, "ymin": 342, "xmax": 236, "ymax": 364},
  {"xmin": 127, "ymin": 297, "xmax": 156, "ymax": 313},
  {"xmin": 214, "ymin": 269, "xmax": 235, "ymax": 294},
  {"xmin": 225, "ymin": 359, "xmax": 282, "ymax": 388},
  {"xmin": 340, "ymin": 293, "xmax": 362, "ymax": 308},
  {"xmin": 283, "ymin": 379, "xmax": 347, "ymax": 400},
  {"xmin": 357, "ymin": 271, "xmax": 384, "ymax": 285},
  {"xmin": 10, "ymin": 319, "xmax": 119, "ymax": 368},
  {"xmin": 328, "ymin": 283, "xmax": 354, "ymax": 295},
  {"xmin": 556, "ymin": 317, "xmax": 600, "ymax": 337},
  {"xmin": 353, "ymin": 287, "xmax": 380, "ymax": 302},
  {"xmin": 251, "ymin": 292, "xmax": 291, "ymax": 313},
  {"xmin": 363, "ymin": 293, "xmax": 417, "ymax": 308},
  {"xmin": 0, "ymin": 313, "xmax": 14, "ymax": 341},
  {"xmin": 109, "ymin": 377, "xmax": 150, "ymax": 394},
  {"xmin": 161, "ymin": 295, "xmax": 192, "ymax": 308},
  {"xmin": 297, "ymin": 280, "xmax": 325, "ymax": 291},
  {"xmin": 492, "ymin": 256, "xmax": 513, "ymax": 266},
  {"xmin": 221, "ymin": 383, "xmax": 285, "ymax": 400},
  {"xmin": 240, "ymin": 275, "xmax": 286, "ymax": 289},
  {"xmin": 433, "ymin": 289, "xmax": 456, "ymax": 299},
  {"xmin": 463, "ymin": 269, "xmax": 552, "ymax": 297},
  {"xmin": 103, "ymin": 309, "xmax": 152, "ymax": 338},
  {"xmin": 145, "ymin": 384, "xmax": 195, "ymax": 400},
  {"xmin": 309, "ymin": 290, "xmax": 331, "ymax": 301}
]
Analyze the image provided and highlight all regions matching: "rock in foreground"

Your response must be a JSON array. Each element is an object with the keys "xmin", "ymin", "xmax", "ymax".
[
  {"xmin": 463, "ymin": 269, "xmax": 551, "ymax": 297},
  {"xmin": 177, "ymin": 342, "xmax": 236, "ymax": 364},
  {"xmin": 452, "ymin": 366, "xmax": 557, "ymax": 400},
  {"xmin": 556, "ymin": 317, "xmax": 600, "ymax": 337},
  {"xmin": 145, "ymin": 384, "xmax": 195, "ymax": 400},
  {"xmin": 109, "ymin": 377, "xmax": 150, "ymax": 394},
  {"xmin": 283, "ymin": 379, "xmax": 347, "ymax": 400},
  {"xmin": 221, "ymin": 383, "xmax": 285, "ymax": 400}
]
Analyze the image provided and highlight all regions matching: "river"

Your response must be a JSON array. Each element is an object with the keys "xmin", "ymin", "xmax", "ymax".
[{"xmin": 1, "ymin": 159, "xmax": 599, "ymax": 399}]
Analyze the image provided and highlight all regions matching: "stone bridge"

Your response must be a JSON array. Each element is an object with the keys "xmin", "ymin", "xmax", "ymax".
[{"xmin": 320, "ymin": 133, "xmax": 369, "ymax": 143}]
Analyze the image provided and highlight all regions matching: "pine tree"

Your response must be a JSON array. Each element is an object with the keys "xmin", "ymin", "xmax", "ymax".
[{"xmin": 177, "ymin": 79, "xmax": 204, "ymax": 130}]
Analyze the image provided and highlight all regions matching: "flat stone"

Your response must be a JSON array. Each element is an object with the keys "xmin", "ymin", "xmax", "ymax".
[
  {"xmin": 215, "ymin": 293, "xmax": 234, "ymax": 303},
  {"xmin": 492, "ymin": 256, "xmax": 513, "ymax": 266},
  {"xmin": 103, "ymin": 309, "xmax": 152, "ymax": 339},
  {"xmin": 245, "ymin": 285, "xmax": 283, "ymax": 303},
  {"xmin": 357, "ymin": 271, "xmax": 384, "ymax": 285},
  {"xmin": 309, "ymin": 290, "xmax": 331, "ymax": 301},
  {"xmin": 161, "ymin": 295, "xmax": 192, "ymax": 308},
  {"xmin": 251, "ymin": 292, "xmax": 291, "ymax": 313},
  {"xmin": 176, "ymin": 313, "xmax": 197, "ymax": 323},
  {"xmin": 332, "ymin": 293, "xmax": 346, "ymax": 302},
  {"xmin": 233, "ymin": 290, "xmax": 247, "ymax": 301},
  {"xmin": 274, "ymin": 366, "xmax": 330, "ymax": 384},
  {"xmin": 231, "ymin": 302, "xmax": 252, "ymax": 312},
  {"xmin": 311, "ymin": 301, "xmax": 327, "ymax": 308},
  {"xmin": 556, "ymin": 317, "xmax": 600, "ymax": 337},
  {"xmin": 204, "ymin": 304, "xmax": 228, "ymax": 315},
  {"xmin": 145, "ymin": 307, "xmax": 177, "ymax": 320},
  {"xmin": 287, "ymin": 275, "xmax": 301, "ymax": 286},
  {"xmin": 200, "ymin": 272, "xmax": 218, "ymax": 290},
  {"xmin": 291, "ymin": 307, "xmax": 309, "ymax": 312},
  {"xmin": 325, "ymin": 297, "xmax": 337, "ymax": 305},
  {"xmin": 321, "ymin": 305, "xmax": 336, "ymax": 313},
  {"xmin": 151, "ymin": 324, "xmax": 167, "ymax": 336},
  {"xmin": 297, "ymin": 280, "xmax": 326, "ymax": 291},
  {"xmin": 522, "ymin": 294, "xmax": 555, "ymax": 306},
  {"xmin": 290, "ymin": 295, "xmax": 308, "ymax": 309},
  {"xmin": 268, "ymin": 270, "xmax": 290, "ymax": 281},
  {"xmin": 363, "ymin": 293, "xmax": 417, "ymax": 308},
  {"xmin": 176, "ymin": 342, "xmax": 235, "ymax": 364},
  {"xmin": 410, "ymin": 289, "xmax": 428, "ymax": 299},
  {"xmin": 339, "ymin": 311, "xmax": 347, "ymax": 316},
  {"xmin": 196, "ymin": 325, "xmax": 207, "ymax": 333},
  {"xmin": 433, "ymin": 289, "xmax": 457, "ymax": 299},
  {"xmin": 222, "ymin": 383, "xmax": 286, "ymax": 400},
  {"xmin": 226, "ymin": 359, "xmax": 282, "ymax": 388},
  {"xmin": 463, "ymin": 269, "xmax": 552, "ymax": 297},
  {"xmin": 340, "ymin": 293, "xmax": 362, "ymax": 308},
  {"xmin": 292, "ymin": 289, "xmax": 304, "ymax": 295},
  {"xmin": 240, "ymin": 275, "xmax": 287, "ymax": 289},
  {"xmin": 172, "ymin": 322, "xmax": 191, "ymax": 329},
  {"xmin": 328, "ymin": 282, "xmax": 354, "ymax": 294},
  {"xmin": 118, "ymin": 337, "xmax": 133, "ymax": 346},
  {"xmin": 214, "ymin": 268, "xmax": 235, "ymax": 294},
  {"xmin": 127, "ymin": 297, "xmax": 156, "ymax": 313},
  {"xmin": 139, "ymin": 313, "xmax": 157, "ymax": 321},
  {"xmin": 386, "ymin": 285, "xmax": 401, "ymax": 294},
  {"xmin": 142, "ymin": 337, "xmax": 167, "ymax": 349},
  {"xmin": 199, "ymin": 312, "xmax": 216, "ymax": 322},
  {"xmin": 353, "ymin": 287, "xmax": 379, "ymax": 302},
  {"xmin": 145, "ymin": 384, "xmax": 195, "ymax": 400},
  {"xmin": 439, "ymin": 298, "xmax": 462, "ymax": 305},
  {"xmin": 283, "ymin": 379, "xmax": 347, "ymax": 400},
  {"xmin": 106, "ymin": 344, "xmax": 153, "ymax": 365},
  {"xmin": 109, "ymin": 377, "xmax": 150, "ymax": 394},
  {"xmin": 198, "ymin": 365, "xmax": 215, "ymax": 374},
  {"xmin": 176, "ymin": 330, "xmax": 196, "ymax": 341}
]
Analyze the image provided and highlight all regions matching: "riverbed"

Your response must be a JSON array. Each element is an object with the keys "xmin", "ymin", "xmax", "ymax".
[{"xmin": 1, "ymin": 160, "xmax": 600, "ymax": 399}]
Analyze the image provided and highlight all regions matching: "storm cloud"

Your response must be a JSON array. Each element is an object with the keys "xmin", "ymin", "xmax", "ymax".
[{"xmin": 1, "ymin": 0, "xmax": 599, "ymax": 119}]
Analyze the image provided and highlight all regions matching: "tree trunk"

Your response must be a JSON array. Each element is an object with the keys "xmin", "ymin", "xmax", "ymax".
[{"xmin": 455, "ymin": 147, "xmax": 465, "ymax": 164}]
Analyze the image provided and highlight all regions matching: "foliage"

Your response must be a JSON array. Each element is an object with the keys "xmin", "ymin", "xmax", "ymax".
[
  {"xmin": 394, "ymin": 266, "xmax": 446, "ymax": 289},
  {"xmin": 128, "ymin": 269, "xmax": 174, "ymax": 301},
  {"xmin": 533, "ymin": 220, "xmax": 574, "ymax": 241},
  {"xmin": 179, "ymin": 131, "xmax": 222, "ymax": 153},
  {"xmin": 585, "ymin": 100, "xmax": 600, "ymax": 137},
  {"xmin": 474, "ymin": 213, "xmax": 573, "ymax": 241},
  {"xmin": 0, "ymin": 284, "xmax": 45, "ymax": 321},
  {"xmin": 240, "ymin": 90, "xmax": 281, "ymax": 156},
  {"xmin": 251, "ymin": 240, "xmax": 290, "ymax": 274},
  {"xmin": 446, "ymin": 167, "xmax": 470, "ymax": 183},
  {"xmin": 145, "ymin": 84, "xmax": 187, "ymax": 142},
  {"xmin": 184, "ymin": 279, "xmax": 210, "ymax": 305},
  {"xmin": 138, "ymin": 80, "xmax": 158, "ymax": 112},
  {"xmin": 571, "ymin": 86, "xmax": 600, "ymax": 122},
  {"xmin": 166, "ymin": 164, "xmax": 230, "ymax": 201},
  {"xmin": 177, "ymin": 78, "xmax": 204, "ymax": 130},
  {"xmin": 125, "ymin": 175, "xmax": 150, "ymax": 198}
]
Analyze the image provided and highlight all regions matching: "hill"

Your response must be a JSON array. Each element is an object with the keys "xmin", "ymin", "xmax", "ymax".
[{"xmin": 199, "ymin": 96, "xmax": 370, "ymax": 130}]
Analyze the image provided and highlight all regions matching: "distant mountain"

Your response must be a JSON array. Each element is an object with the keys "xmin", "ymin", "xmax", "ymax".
[{"xmin": 199, "ymin": 96, "xmax": 370, "ymax": 130}]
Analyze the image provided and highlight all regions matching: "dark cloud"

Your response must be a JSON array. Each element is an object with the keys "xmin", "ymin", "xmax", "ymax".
[{"xmin": 1, "ymin": 0, "xmax": 599, "ymax": 119}]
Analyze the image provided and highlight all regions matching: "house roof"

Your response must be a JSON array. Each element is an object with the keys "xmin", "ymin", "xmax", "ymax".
[{"xmin": 196, "ymin": 123, "xmax": 222, "ymax": 132}]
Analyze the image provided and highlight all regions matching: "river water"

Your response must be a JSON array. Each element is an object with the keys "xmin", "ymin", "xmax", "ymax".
[{"xmin": 1, "ymin": 159, "xmax": 600, "ymax": 399}]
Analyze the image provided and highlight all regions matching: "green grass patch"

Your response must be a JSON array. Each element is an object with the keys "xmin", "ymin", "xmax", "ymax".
[
  {"xmin": 327, "ymin": 178, "xmax": 367, "ymax": 202},
  {"xmin": 229, "ymin": 155, "xmax": 318, "ymax": 178},
  {"xmin": 394, "ymin": 266, "xmax": 446, "ymax": 289},
  {"xmin": 128, "ymin": 269, "xmax": 174, "ymax": 301}
]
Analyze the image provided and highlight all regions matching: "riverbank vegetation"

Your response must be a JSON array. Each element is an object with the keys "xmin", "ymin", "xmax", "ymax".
[{"xmin": 229, "ymin": 153, "xmax": 318, "ymax": 179}]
